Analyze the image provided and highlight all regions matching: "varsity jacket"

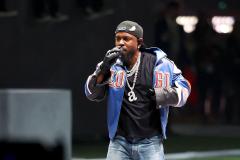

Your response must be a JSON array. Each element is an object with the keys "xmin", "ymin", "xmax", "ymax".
[{"xmin": 85, "ymin": 47, "xmax": 191, "ymax": 140}]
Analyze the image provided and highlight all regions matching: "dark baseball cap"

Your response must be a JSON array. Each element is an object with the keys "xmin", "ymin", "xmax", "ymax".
[{"xmin": 115, "ymin": 20, "xmax": 143, "ymax": 38}]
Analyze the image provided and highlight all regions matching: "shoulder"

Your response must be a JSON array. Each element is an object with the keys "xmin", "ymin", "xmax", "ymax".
[{"xmin": 140, "ymin": 47, "xmax": 166, "ymax": 62}]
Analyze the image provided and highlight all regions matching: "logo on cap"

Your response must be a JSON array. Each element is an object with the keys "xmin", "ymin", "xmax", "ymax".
[
  {"xmin": 129, "ymin": 26, "xmax": 136, "ymax": 31},
  {"xmin": 118, "ymin": 26, "xmax": 127, "ymax": 31}
]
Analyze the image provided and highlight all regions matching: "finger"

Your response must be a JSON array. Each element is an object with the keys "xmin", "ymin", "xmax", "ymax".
[{"xmin": 109, "ymin": 51, "xmax": 120, "ymax": 59}]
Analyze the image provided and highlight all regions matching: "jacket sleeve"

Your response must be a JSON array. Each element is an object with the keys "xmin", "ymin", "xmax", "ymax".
[
  {"xmin": 171, "ymin": 62, "xmax": 191, "ymax": 107},
  {"xmin": 84, "ymin": 62, "xmax": 108, "ymax": 102},
  {"xmin": 155, "ymin": 87, "xmax": 179, "ymax": 107},
  {"xmin": 155, "ymin": 60, "xmax": 191, "ymax": 108}
]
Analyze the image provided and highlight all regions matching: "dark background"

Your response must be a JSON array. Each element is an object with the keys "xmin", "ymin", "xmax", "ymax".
[{"xmin": 0, "ymin": 0, "xmax": 239, "ymax": 144}]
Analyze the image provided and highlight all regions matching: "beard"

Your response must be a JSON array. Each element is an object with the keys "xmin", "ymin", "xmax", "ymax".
[{"xmin": 120, "ymin": 48, "xmax": 135, "ymax": 67}]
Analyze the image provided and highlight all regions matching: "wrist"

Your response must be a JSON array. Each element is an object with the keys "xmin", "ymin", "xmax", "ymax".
[{"xmin": 99, "ymin": 63, "xmax": 110, "ymax": 75}]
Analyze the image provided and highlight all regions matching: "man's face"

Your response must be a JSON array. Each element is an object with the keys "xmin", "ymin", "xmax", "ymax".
[{"xmin": 115, "ymin": 32, "xmax": 139, "ymax": 65}]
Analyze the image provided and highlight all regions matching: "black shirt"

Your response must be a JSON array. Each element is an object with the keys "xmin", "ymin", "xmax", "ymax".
[{"xmin": 116, "ymin": 52, "xmax": 162, "ymax": 140}]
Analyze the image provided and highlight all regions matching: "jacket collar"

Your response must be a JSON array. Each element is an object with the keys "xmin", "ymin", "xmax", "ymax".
[
  {"xmin": 114, "ymin": 47, "xmax": 166, "ymax": 67},
  {"xmin": 140, "ymin": 47, "xmax": 166, "ymax": 62}
]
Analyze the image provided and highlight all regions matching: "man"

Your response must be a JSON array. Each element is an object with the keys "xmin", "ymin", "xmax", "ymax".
[{"xmin": 85, "ymin": 20, "xmax": 191, "ymax": 160}]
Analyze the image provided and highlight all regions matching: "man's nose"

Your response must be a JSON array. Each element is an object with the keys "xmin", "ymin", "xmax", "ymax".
[{"xmin": 119, "ymin": 39, "xmax": 124, "ymax": 45}]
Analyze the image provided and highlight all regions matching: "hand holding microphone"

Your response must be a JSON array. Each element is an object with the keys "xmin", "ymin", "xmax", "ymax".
[{"xmin": 99, "ymin": 46, "xmax": 122, "ymax": 76}]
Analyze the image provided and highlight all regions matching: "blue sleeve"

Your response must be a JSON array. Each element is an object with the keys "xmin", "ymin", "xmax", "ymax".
[
  {"xmin": 171, "ymin": 62, "xmax": 191, "ymax": 107},
  {"xmin": 84, "ymin": 62, "xmax": 108, "ymax": 102}
]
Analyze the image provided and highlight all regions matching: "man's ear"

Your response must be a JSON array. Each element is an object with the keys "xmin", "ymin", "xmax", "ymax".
[{"xmin": 138, "ymin": 38, "xmax": 143, "ymax": 48}]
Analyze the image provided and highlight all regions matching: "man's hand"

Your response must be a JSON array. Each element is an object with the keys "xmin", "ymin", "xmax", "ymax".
[
  {"xmin": 100, "ymin": 47, "xmax": 121, "ymax": 75},
  {"xmin": 141, "ymin": 85, "xmax": 156, "ymax": 101}
]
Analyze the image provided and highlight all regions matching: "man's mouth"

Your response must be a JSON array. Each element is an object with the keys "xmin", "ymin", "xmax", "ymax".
[{"xmin": 121, "ymin": 48, "xmax": 127, "ymax": 54}]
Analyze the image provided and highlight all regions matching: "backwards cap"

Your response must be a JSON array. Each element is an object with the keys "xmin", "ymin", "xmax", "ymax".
[{"xmin": 115, "ymin": 20, "xmax": 143, "ymax": 38}]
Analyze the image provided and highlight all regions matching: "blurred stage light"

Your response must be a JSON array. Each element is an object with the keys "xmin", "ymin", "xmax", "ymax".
[
  {"xmin": 211, "ymin": 16, "xmax": 235, "ymax": 34},
  {"xmin": 176, "ymin": 16, "xmax": 198, "ymax": 33}
]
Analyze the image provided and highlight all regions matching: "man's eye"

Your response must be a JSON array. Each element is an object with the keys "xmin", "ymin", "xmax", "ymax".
[{"xmin": 124, "ymin": 37, "xmax": 130, "ymax": 41}]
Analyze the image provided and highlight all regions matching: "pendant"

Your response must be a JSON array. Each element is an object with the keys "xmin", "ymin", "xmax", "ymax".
[{"xmin": 128, "ymin": 90, "xmax": 137, "ymax": 102}]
